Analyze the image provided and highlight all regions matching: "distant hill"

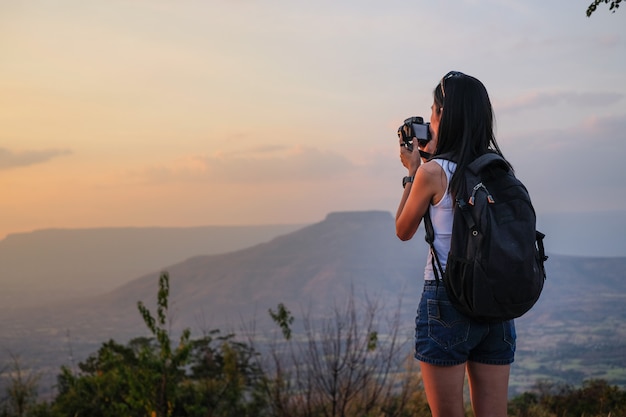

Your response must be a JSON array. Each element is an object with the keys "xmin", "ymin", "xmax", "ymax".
[
  {"xmin": 1, "ymin": 210, "xmax": 625, "ymax": 396},
  {"xmin": 0, "ymin": 224, "xmax": 304, "ymax": 308}
]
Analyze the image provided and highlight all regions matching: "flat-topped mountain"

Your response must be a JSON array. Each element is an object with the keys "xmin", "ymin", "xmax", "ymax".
[{"xmin": 99, "ymin": 210, "xmax": 428, "ymax": 330}]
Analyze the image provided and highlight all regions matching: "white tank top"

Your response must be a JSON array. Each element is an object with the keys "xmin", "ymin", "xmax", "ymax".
[{"xmin": 424, "ymin": 159, "xmax": 456, "ymax": 281}]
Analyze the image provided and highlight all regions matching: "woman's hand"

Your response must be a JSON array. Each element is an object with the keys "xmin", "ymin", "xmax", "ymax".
[
  {"xmin": 399, "ymin": 138, "xmax": 422, "ymax": 176},
  {"xmin": 419, "ymin": 133, "xmax": 438, "ymax": 160}
]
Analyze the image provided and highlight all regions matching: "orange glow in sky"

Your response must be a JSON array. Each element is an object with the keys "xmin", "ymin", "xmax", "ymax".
[{"xmin": 1, "ymin": 1, "xmax": 625, "ymax": 239}]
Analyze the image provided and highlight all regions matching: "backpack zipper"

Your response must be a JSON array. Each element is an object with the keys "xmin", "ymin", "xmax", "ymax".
[{"xmin": 469, "ymin": 182, "xmax": 495, "ymax": 205}]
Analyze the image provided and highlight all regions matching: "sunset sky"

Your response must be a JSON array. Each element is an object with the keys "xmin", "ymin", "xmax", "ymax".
[{"xmin": 1, "ymin": 0, "xmax": 625, "ymax": 240}]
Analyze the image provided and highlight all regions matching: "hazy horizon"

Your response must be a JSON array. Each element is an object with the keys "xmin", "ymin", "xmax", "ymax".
[{"xmin": 2, "ymin": 208, "xmax": 625, "ymax": 258}]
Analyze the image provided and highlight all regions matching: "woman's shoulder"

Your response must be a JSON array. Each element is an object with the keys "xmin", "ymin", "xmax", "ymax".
[
  {"xmin": 415, "ymin": 160, "xmax": 449, "ymax": 202},
  {"xmin": 419, "ymin": 159, "xmax": 446, "ymax": 179},
  {"xmin": 427, "ymin": 158, "xmax": 456, "ymax": 172}
]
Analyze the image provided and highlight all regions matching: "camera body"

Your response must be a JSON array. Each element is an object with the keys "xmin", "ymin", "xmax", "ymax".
[{"xmin": 397, "ymin": 116, "xmax": 431, "ymax": 151}]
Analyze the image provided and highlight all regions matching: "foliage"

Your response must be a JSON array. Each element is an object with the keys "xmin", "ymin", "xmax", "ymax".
[
  {"xmin": 268, "ymin": 303, "xmax": 294, "ymax": 341},
  {"xmin": 258, "ymin": 297, "xmax": 429, "ymax": 417},
  {"xmin": 5, "ymin": 271, "xmax": 626, "ymax": 416},
  {"xmin": 0, "ymin": 353, "xmax": 41, "ymax": 417},
  {"xmin": 587, "ymin": 0, "xmax": 622, "ymax": 16},
  {"xmin": 509, "ymin": 378, "xmax": 626, "ymax": 417},
  {"xmin": 177, "ymin": 330, "xmax": 268, "ymax": 416},
  {"xmin": 53, "ymin": 341, "xmax": 148, "ymax": 417},
  {"xmin": 136, "ymin": 271, "xmax": 191, "ymax": 417},
  {"xmin": 49, "ymin": 271, "xmax": 192, "ymax": 417},
  {"xmin": 33, "ymin": 271, "xmax": 267, "ymax": 417}
]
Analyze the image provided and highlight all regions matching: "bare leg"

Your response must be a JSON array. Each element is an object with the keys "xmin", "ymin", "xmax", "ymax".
[
  {"xmin": 419, "ymin": 361, "xmax": 466, "ymax": 417},
  {"xmin": 466, "ymin": 362, "xmax": 510, "ymax": 417}
]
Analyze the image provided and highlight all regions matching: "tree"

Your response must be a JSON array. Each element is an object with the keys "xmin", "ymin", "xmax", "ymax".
[
  {"xmin": 587, "ymin": 0, "xmax": 622, "ymax": 16},
  {"xmin": 51, "ymin": 271, "xmax": 191, "ymax": 417},
  {"xmin": 508, "ymin": 378, "xmax": 626, "ymax": 417},
  {"xmin": 53, "ymin": 340, "xmax": 145, "ymax": 417},
  {"xmin": 47, "ymin": 271, "xmax": 268, "ymax": 417},
  {"xmin": 178, "ymin": 330, "xmax": 268, "ymax": 417},
  {"xmin": 255, "ymin": 294, "xmax": 429, "ymax": 417},
  {"xmin": 0, "ymin": 353, "xmax": 41, "ymax": 417},
  {"xmin": 136, "ymin": 271, "xmax": 191, "ymax": 417}
]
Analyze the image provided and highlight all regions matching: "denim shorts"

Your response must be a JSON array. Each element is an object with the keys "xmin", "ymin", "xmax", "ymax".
[{"xmin": 415, "ymin": 281, "xmax": 516, "ymax": 366}]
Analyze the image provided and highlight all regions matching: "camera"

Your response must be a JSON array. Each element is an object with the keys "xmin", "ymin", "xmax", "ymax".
[{"xmin": 397, "ymin": 116, "xmax": 431, "ymax": 152}]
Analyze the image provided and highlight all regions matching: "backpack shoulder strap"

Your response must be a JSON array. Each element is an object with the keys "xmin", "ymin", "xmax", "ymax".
[
  {"xmin": 467, "ymin": 152, "xmax": 510, "ymax": 175},
  {"xmin": 423, "ymin": 210, "xmax": 445, "ymax": 281}
]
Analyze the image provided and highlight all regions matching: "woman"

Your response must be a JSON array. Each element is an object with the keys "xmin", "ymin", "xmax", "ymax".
[{"xmin": 395, "ymin": 71, "xmax": 515, "ymax": 417}]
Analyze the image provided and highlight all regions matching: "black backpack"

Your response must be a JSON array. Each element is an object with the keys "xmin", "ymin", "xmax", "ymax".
[{"xmin": 424, "ymin": 153, "xmax": 548, "ymax": 322}]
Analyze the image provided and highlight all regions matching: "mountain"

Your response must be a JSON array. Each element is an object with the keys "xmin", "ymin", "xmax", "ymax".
[
  {"xmin": 0, "ymin": 224, "xmax": 304, "ymax": 308},
  {"xmin": 1, "ymin": 210, "xmax": 625, "ymax": 397},
  {"xmin": 99, "ymin": 211, "xmax": 428, "ymax": 329}
]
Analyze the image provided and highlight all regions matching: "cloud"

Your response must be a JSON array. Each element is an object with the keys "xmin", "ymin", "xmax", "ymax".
[
  {"xmin": 131, "ymin": 145, "xmax": 355, "ymax": 184},
  {"xmin": 497, "ymin": 91, "xmax": 624, "ymax": 114},
  {"xmin": 0, "ymin": 147, "xmax": 72, "ymax": 170}
]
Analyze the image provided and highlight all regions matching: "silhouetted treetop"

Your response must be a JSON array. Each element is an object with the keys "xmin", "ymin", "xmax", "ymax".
[{"xmin": 587, "ymin": 0, "xmax": 622, "ymax": 17}]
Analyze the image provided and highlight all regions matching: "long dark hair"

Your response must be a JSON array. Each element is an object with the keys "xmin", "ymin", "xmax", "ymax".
[{"xmin": 433, "ymin": 72, "xmax": 510, "ymax": 197}]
